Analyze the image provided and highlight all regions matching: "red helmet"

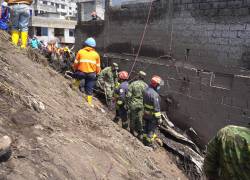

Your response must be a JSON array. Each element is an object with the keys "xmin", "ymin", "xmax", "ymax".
[
  {"xmin": 150, "ymin": 75, "xmax": 164, "ymax": 88},
  {"xmin": 119, "ymin": 71, "xmax": 129, "ymax": 80}
]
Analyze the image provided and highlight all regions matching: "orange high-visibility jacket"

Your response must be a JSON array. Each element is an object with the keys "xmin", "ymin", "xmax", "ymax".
[{"xmin": 73, "ymin": 47, "xmax": 101, "ymax": 74}]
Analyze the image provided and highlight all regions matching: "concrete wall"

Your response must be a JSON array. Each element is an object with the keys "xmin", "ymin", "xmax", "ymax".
[{"xmin": 75, "ymin": 0, "xmax": 250, "ymax": 146}]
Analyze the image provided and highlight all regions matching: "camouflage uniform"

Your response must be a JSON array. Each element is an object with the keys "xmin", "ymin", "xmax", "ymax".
[
  {"xmin": 204, "ymin": 125, "xmax": 250, "ymax": 180},
  {"xmin": 97, "ymin": 66, "xmax": 118, "ymax": 102},
  {"xmin": 127, "ymin": 80, "xmax": 148, "ymax": 137}
]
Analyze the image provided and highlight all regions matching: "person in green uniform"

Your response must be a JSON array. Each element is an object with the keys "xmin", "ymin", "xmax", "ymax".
[{"xmin": 204, "ymin": 125, "xmax": 250, "ymax": 180}]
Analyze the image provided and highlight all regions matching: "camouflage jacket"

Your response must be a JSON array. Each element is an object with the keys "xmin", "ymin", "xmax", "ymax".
[
  {"xmin": 204, "ymin": 125, "xmax": 250, "ymax": 180},
  {"xmin": 126, "ymin": 80, "xmax": 148, "ymax": 108},
  {"xmin": 97, "ymin": 67, "xmax": 118, "ymax": 89}
]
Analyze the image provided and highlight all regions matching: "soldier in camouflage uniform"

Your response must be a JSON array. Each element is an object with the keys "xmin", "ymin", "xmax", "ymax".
[
  {"xmin": 204, "ymin": 125, "xmax": 250, "ymax": 180},
  {"xmin": 97, "ymin": 63, "xmax": 119, "ymax": 106},
  {"xmin": 127, "ymin": 71, "xmax": 148, "ymax": 139}
]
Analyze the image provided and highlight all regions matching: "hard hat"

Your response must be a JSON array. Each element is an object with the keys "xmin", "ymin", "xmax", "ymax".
[
  {"xmin": 138, "ymin": 71, "xmax": 146, "ymax": 77},
  {"xmin": 2, "ymin": 2, "xmax": 8, "ymax": 7},
  {"xmin": 84, "ymin": 37, "xmax": 96, "ymax": 48},
  {"xmin": 112, "ymin": 62, "xmax": 119, "ymax": 70},
  {"xmin": 64, "ymin": 47, "xmax": 70, "ymax": 52},
  {"xmin": 119, "ymin": 71, "xmax": 129, "ymax": 80},
  {"xmin": 150, "ymin": 75, "xmax": 164, "ymax": 88}
]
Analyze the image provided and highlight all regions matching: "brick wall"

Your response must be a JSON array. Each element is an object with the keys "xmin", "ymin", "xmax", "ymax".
[{"xmin": 75, "ymin": 0, "xmax": 250, "ymax": 146}]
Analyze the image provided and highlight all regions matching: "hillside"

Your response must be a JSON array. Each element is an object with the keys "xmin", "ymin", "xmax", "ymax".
[{"xmin": 0, "ymin": 31, "xmax": 186, "ymax": 180}]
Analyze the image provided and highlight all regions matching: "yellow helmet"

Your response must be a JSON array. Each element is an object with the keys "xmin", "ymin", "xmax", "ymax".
[{"xmin": 64, "ymin": 47, "xmax": 70, "ymax": 52}]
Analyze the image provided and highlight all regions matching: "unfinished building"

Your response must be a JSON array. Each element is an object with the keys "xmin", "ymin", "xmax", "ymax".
[{"xmin": 75, "ymin": 0, "xmax": 250, "ymax": 146}]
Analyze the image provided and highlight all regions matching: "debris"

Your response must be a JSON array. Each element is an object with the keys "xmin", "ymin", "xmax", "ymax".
[
  {"xmin": 0, "ymin": 136, "xmax": 12, "ymax": 162},
  {"xmin": 28, "ymin": 97, "xmax": 45, "ymax": 112},
  {"xmin": 158, "ymin": 115, "xmax": 204, "ymax": 179},
  {"xmin": 161, "ymin": 112, "xmax": 174, "ymax": 128}
]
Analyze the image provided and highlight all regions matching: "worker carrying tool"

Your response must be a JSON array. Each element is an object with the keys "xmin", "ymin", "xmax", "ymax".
[
  {"xmin": 143, "ymin": 75, "xmax": 164, "ymax": 147},
  {"xmin": 70, "ymin": 37, "xmax": 101, "ymax": 106},
  {"xmin": 113, "ymin": 71, "xmax": 129, "ymax": 129},
  {"xmin": 96, "ymin": 62, "xmax": 119, "ymax": 108},
  {"xmin": 7, "ymin": 0, "xmax": 33, "ymax": 48},
  {"xmin": 127, "ymin": 71, "xmax": 148, "ymax": 139},
  {"xmin": 204, "ymin": 125, "xmax": 250, "ymax": 180}
]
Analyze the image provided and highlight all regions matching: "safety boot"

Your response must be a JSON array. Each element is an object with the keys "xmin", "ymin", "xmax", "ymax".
[
  {"xmin": 21, "ymin": 32, "xmax": 28, "ymax": 49},
  {"xmin": 87, "ymin": 95, "xmax": 94, "ymax": 107},
  {"xmin": 11, "ymin": 30, "xmax": 20, "ymax": 46},
  {"xmin": 0, "ymin": 136, "xmax": 12, "ymax": 160}
]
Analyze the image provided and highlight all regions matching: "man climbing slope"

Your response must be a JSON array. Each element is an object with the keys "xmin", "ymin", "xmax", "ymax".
[
  {"xmin": 127, "ymin": 71, "xmax": 148, "ymax": 139},
  {"xmin": 7, "ymin": 0, "xmax": 33, "ymax": 48},
  {"xmin": 71, "ymin": 37, "xmax": 101, "ymax": 106}
]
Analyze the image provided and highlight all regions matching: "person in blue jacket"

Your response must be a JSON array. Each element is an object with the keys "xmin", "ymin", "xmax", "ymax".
[
  {"xmin": 30, "ymin": 36, "xmax": 41, "ymax": 49},
  {"xmin": 0, "ymin": 2, "xmax": 10, "ymax": 31}
]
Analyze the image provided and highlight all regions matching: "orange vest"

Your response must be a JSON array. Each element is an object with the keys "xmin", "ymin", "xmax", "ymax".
[{"xmin": 73, "ymin": 47, "xmax": 101, "ymax": 74}]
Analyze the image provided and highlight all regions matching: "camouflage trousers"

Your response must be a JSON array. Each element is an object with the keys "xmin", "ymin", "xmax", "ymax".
[{"xmin": 129, "ymin": 106, "xmax": 144, "ymax": 137}]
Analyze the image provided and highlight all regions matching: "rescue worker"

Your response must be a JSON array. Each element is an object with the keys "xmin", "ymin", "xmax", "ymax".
[
  {"xmin": 203, "ymin": 125, "xmax": 250, "ymax": 180},
  {"xmin": 71, "ymin": 37, "xmax": 101, "ymax": 106},
  {"xmin": 29, "ymin": 36, "xmax": 41, "ymax": 49},
  {"xmin": 60, "ymin": 47, "xmax": 73, "ymax": 73},
  {"xmin": 97, "ymin": 63, "xmax": 119, "ymax": 107},
  {"xmin": 127, "ymin": 71, "xmax": 148, "ymax": 139},
  {"xmin": 8, "ymin": 0, "xmax": 33, "ymax": 48},
  {"xmin": 113, "ymin": 71, "xmax": 129, "ymax": 129},
  {"xmin": 143, "ymin": 75, "xmax": 164, "ymax": 147}
]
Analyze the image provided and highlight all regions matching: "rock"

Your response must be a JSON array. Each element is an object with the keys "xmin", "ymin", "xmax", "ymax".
[
  {"xmin": 29, "ymin": 98, "xmax": 45, "ymax": 112},
  {"xmin": 0, "ymin": 136, "xmax": 12, "ymax": 162}
]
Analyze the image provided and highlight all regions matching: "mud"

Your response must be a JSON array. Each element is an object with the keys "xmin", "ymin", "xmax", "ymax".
[{"xmin": 0, "ymin": 30, "xmax": 186, "ymax": 179}]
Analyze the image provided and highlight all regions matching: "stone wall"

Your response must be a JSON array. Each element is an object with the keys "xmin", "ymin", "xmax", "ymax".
[{"xmin": 75, "ymin": 0, "xmax": 250, "ymax": 146}]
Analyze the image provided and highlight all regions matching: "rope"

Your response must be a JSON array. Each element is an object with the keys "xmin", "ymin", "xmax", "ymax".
[{"xmin": 128, "ymin": 0, "xmax": 154, "ymax": 77}]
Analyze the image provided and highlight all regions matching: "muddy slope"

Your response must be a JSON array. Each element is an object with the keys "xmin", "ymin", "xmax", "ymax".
[{"xmin": 0, "ymin": 31, "xmax": 186, "ymax": 180}]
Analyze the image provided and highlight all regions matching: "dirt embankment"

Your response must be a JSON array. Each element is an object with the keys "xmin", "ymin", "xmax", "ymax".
[{"xmin": 0, "ymin": 31, "xmax": 186, "ymax": 180}]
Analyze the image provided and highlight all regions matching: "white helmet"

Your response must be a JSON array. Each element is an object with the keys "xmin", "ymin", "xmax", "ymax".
[{"xmin": 2, "ymin": 2, "xmax": 8, "ymax": 7}]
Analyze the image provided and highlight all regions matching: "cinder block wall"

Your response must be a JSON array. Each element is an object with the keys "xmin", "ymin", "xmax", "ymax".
[{"xmin": 75, "ymin": 0, "xmax": 250, "ymax": 146}]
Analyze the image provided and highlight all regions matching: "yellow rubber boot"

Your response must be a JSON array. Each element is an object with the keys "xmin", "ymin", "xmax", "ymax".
[
  {"xmin": 21, "ymin": 32, "xmax": 28, "ymax": 48},
  {"xmin": 11, "ymin": 31, "xmax": 20, "ymax": 46},
  {"xmin": 87, "ymin": 95, "xmax": 93, "ymax": 107}
]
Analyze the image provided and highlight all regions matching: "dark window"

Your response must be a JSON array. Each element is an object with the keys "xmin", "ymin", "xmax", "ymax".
[
  {"xmin": 36, "ymin": 27, "xmax": 48, "ymax": 36},
  {"xmin": 54, "ymin": 28, "xmax": 64, "ymax": 36},
  {"xmin": 69, "ymin": 29, "xmax": 74, "ymax": 37},
  {"xmin": 56, "ymin": 4, "xmax": 59, "ymax": 8},
  {"xmin": 36, "ymin": 27, "xmax": 41, "ymax": 36},
  {"xmin": 41, "ymin": 27, "xmax": 48, "ymax": 36},
  {"xmin": 61, "ymin": 5, "xmax": 65, "ymax": 9},
  {"xmin": 43, "ymin": 1, "xmax": 47, "ymax": 5}
]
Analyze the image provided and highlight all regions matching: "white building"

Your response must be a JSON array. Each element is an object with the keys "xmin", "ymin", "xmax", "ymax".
[
  {"xmin": 33, "ymin": 0, "xmax": 77, "ymax": 19},
  {"xmin": 30, "ymin": 0, "xmax": 77, "ymax": 45},
  {"xmin": 76, "ymin": 0, "xmax": 105, "ymax": 21}
]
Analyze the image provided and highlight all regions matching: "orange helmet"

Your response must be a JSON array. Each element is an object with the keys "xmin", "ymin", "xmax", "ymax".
[
  {"xmin": 150, "ymin": 75, "xmax": 164, "ymax": 88},
  {"xmin": 119, "ymin": 71, "xmax": 129, "ymax": 80}
]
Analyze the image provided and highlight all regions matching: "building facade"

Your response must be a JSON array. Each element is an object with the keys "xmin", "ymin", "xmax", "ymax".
[
  {"xmin": 30, "ymin": 0, "xmax": 77, "ymax": 45},
  {"xmin": 76, "ymin": 0, "xmax": 105, "ymax": 21}
]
